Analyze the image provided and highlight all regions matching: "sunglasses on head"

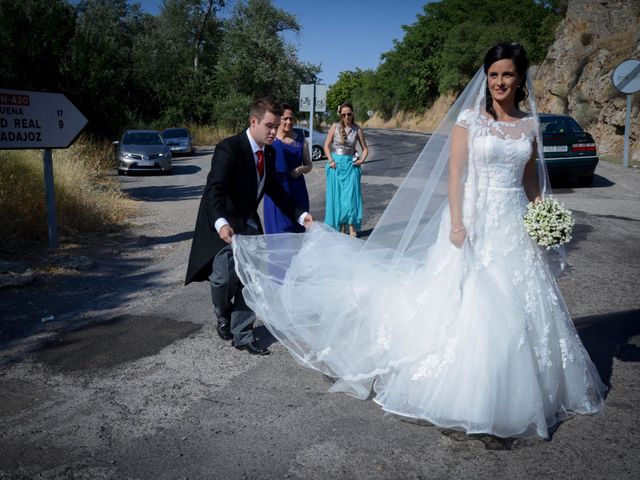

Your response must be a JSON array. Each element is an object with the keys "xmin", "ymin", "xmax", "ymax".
[{"xmin": 341, "ymin": 112, "xmax": 353, "ymax": 117}]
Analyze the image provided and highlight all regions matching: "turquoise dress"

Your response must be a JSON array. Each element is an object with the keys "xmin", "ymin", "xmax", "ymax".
[{"xmin": 325, "ymin": 124, "xmax": 362, "ymax": 230}]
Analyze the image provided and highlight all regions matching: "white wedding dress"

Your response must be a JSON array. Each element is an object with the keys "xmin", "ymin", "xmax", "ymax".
[{"xmin": 233, "ymin": 99, "xmax": 605, "ymax": 439}]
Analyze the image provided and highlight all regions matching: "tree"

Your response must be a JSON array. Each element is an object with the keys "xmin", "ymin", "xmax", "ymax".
[
  {"xmin": 131, "ymin": 0, "xmax": 224, "ymax": 126},
  {"xmin": 326, "ymin": 70, "xmax": 370, "ymax": 121},
  {"xmin": 339, "ymin": 0, "xmax": 562, "ymax": 119},
  {"xmin": 62, "ymin": 0, "xmax": 150, "ymax": 135},
  {"xmin": 0, "ymin": 0, "xmax": 76, "ymax": 91},
  {"xmin": 213, "ymin": 0, "xmax": 319, "ymax": 128}
]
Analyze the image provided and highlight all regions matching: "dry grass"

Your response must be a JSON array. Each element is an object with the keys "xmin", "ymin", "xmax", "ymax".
[
  {"xmin": 187, "ymin": 124, "xmax": 233, "ymax": 146},
  {"xmin": 363, "ymin": 93, "xmax": 457, "ymax": 132},
  {"xmin": 0, "ymin": 136, "xmax": 133, "ymax": 252}
]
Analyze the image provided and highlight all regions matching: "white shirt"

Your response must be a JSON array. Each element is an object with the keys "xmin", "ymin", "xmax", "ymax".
[{"xmin": 214, "ymin": 129, "xmax": 308, "ymax": 234}]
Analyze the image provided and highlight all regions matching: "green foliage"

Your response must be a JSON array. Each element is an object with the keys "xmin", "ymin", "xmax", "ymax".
[
  {"xmin": 326, "ymin": 69, "xmax": 372, "ymax": 122},
  {"xmin": 344, "ymin": 0, "xmax": 562, "ymax": 119},
  {"xmin": 0, "ymin": 0, "xmax": 76, "ymax": 90},
  {"xmin": 213, "ymin": 0, "xmax": 319, "ymax": 128},
  {"xmin": 0, "ymin": 0, "xmax": 319, "ymax": 137}
]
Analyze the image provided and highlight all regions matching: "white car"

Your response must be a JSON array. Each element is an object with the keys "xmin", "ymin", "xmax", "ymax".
[
  {"xmin": 115, "ymin": 130, "xmax": 172, "ymax": 175},
  {"xmin": 161, "ymin": 128, "xmax": 194, "ymax": 155},
  {"xmin": 293, "ymin": 126, "xmax": 327, "ymax": 160}
]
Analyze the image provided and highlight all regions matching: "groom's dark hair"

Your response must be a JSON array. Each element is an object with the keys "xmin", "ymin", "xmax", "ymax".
[{"xmin": 250, "ymin": 97, "xmax": 283, "ymax": 121}]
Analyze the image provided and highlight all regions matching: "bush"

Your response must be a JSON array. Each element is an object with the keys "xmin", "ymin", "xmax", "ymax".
[{"xmin": 0, "ymin": 137, "xmax": 131, "ymax": 250}]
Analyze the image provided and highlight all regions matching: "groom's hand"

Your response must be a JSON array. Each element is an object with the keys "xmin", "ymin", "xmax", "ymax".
[
  {"xmin": 220, "ymin": 224, "xmax": 234, "ymax": 244},
  {"xmin": 303, "ymin": 213, "xmax": 314, "ymax": 229}
]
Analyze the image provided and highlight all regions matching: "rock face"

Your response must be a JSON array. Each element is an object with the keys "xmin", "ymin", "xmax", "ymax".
[{"xmin": 535, "ymin": 0, "xmax": 640, "ymax": 160}]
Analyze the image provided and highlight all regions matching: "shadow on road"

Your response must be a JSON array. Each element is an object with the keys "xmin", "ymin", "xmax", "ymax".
[
  {"xmin": 135, "ymin": 231, "xmax": 193, "ymax": 246},
  {"xmin": 170, "ymin": 164, "xmax": 202, "ymax": 176},
  {"xmin": 34, "ymin": 314, "xmax": 201, "ymax": 372},
  {"xmin": 125, "ymin": 184, "xmax": 204, "ymax": 202},
  {"xmin": 550, "ymin": 173, "xmax": 614, "ymax": 190},
  {"xmin": 576, "ymin": 308, "xmax": 640, "ymax": 388}
]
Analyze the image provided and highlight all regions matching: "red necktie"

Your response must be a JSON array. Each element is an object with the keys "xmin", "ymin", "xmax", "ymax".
[{"xmin": 256, "ymin": 149, "xmax": 264, "ymax": 178}]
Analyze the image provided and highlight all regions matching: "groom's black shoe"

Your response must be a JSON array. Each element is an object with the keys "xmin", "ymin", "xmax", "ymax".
[
  {"xmin": 216, "ymin": 320, "xmax": 233, "ymax": 341},
  {"xmin": 235, "ymin": 340, "xmax": 270, "ymax": 356}
]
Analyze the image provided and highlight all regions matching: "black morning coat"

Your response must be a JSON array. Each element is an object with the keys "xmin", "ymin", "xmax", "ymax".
[{"xmin": 184, "ymin": 131, "xmax": 305, "ymax": 285}]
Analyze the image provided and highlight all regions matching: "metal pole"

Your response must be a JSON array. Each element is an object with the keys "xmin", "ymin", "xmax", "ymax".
[
  {"xmin": 309, "ymin": 84, "xmax": 315, "ymax": 159},
  {"xmin": 623, "ymin": 94, "xmax": 631, "ymax": 168},
  {"xmin": 42, "ymin": 148, "xmax": 59, "ymax": 248}
]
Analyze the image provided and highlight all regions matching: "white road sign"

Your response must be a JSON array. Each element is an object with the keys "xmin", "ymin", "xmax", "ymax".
[
  {"xmin": 299, "ymin": 84, "xmax": 314, "ymax": 112},
  {"xmin": 299, "ymin": 84, "xmax": 328, "ymax": 113},
  {"xmin": 0, "ymin": 89, "xmax": 88, "ymax": 149},
  {"xmin": 613, "ymin": 59, "xmax": 640, "ymax": 94},
  {"xmin": 314, "ymin": 84, "xmax": 327, "ymax": 113}
]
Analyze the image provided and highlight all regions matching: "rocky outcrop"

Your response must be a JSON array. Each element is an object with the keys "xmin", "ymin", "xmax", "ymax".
[{"xmin": 535, "ymin": 0, "xmax": 640, "ymax": 160}]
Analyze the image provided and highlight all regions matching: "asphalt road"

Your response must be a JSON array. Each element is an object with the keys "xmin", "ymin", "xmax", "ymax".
[{"xmin": 1, "ymin": 129, "xmax": 639, "ymax": 479}]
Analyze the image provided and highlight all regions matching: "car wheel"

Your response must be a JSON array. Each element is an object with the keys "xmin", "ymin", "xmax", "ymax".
[
  {"xmin": 312, "ymin": 146, "xmax": 323, "ymax": 161},
  {"xmin": 577, "ymin": 174, "xmax": 593, "ymax": 187}
]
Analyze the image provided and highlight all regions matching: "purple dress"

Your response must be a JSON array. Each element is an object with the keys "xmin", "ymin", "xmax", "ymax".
[{"xmin": 264, "ymin": 133, "xmax": 310, "ymax": 233}]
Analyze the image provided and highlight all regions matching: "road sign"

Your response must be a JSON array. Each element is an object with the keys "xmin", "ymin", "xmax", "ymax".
[
  {"xmin": 611, "ymin": 60, "xmax": 640, "ymax": 168},
  {"xmin": 299, "ymin": 84, "xmax": 314, "ymax": 112},
  {"xmin": 0, "ymin": 89, "xmax": 88, "ymax": 149},
  {"xmin": 613, "ymin": 59, "xmax": 640, "ymax": 94},
  {"xmin": 314, "ymin": 84, "xmax": 327, "ymax": 113}
]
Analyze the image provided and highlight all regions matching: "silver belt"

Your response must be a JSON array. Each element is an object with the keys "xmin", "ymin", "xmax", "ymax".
[{"xmin": 331, "ymin": 146, "xmax": 355, "ymax": 156}]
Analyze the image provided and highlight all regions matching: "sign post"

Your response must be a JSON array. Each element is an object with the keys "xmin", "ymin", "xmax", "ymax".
[
  {"xmin": 612, "ymin": 59, "xmax": 640, "ymax": 168},
  {"xmin": 299, "ymin": 83, "xmax": 327, "ymax": 158},
  {"xmin": 0, "ymin": 89, "xmax": 88, "ymax": 247}
]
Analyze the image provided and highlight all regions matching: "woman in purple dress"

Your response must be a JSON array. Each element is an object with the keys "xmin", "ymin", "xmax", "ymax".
[{"xmin": 263, "ymin": 104, "xmax": 313, "ymax": 233}]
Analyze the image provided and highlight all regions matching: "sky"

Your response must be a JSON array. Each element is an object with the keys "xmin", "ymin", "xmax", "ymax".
[{"xmin": 135, "ymin": 0, "xmax": 431, "ymax": 85}]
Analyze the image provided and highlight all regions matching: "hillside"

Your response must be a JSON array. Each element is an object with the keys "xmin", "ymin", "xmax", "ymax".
[
  {"xmin": 536, "ymin": 0, "xmax": 640, "ymax": 162},
  {"xmin": 365, "ymin": 0, "xmax": 640, "ymax": 164}
]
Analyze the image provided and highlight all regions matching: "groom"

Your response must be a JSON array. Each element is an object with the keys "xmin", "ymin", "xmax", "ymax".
[{"xmin": 185, "ymin": 97, "xmax": 313, "ymax": 355}]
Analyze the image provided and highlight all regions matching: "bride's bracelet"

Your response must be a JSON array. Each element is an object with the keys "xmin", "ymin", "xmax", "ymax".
[{"xmin": 451, "ymin": 226, "xmax": 465, "ymax": 233}]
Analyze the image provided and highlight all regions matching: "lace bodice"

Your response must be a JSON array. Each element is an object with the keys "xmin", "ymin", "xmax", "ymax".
[{"xmin": 457, "ymin": 110, "xmax": 536, "ymax": 188}]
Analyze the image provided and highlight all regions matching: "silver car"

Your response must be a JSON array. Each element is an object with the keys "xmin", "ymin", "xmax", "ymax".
[
  {"xmin": 293, "ymin": 126, "xmax": 327, "ymax": 160},
  {"xmin": 116, "ymin": 130, "xmax": 172, "ymax": 175},
  {"xmin": 161, "ymin": 127, "xmax": 194, "ymax": 155}
]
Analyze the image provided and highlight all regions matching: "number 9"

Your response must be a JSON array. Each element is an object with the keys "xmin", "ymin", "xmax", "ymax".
[{"xmin": 58, "ymin": 120, "xmax": 64, "ymax": 129}]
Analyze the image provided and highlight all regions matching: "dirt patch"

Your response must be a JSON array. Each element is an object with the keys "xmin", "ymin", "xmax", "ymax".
[{"xmin": 34, "ymin": 314, "xmax": 201, "ymax": 372}]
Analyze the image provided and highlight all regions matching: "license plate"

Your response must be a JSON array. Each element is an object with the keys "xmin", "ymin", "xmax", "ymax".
[
  {"xmin": 543, "ymin": 145, "xmax": 568, "ymax": 153},
  {"xmin": 138, "ymin": 161, "xmax": 155, "ymax": 166}
]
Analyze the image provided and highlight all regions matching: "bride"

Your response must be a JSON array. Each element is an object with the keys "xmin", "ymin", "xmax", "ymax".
[{"xmin": 232, "ymin": 43, "xmax": 606, "ymax": 439}]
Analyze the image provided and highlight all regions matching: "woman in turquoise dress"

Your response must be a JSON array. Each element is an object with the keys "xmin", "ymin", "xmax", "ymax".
[
  {"xmin": 263, "ymin": 104, "xmax": 312, "ymax": 233},
  {"xmin": 323, "ymin": 103, "xmax": 369, "ymax": 236}
]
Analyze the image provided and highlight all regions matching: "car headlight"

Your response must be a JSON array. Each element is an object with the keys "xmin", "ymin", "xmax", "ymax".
[{"xmin": 122, "ymin": 152, "xmax": 133, "ymax": 159}]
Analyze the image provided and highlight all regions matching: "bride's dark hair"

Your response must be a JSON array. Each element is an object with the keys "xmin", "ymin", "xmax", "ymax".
[{"xmin": 483, "ymin": 43, "xmax": 529, "ymax": 120}]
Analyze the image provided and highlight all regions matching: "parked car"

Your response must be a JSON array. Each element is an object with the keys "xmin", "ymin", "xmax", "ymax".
[
  {"xmin": 539, "ymin": 113, "xmax": 598, "ymax": 186},
  {"xmin": 115, "ymin": 130, "xmax": 172, "ymax": 175},
  {"xmin": 161, "ymin": 127, "xmax": 193, "ymax": 155},
  {"xmin": 293, "ymin": 126, "xmax": 327, "ymax": 161}
]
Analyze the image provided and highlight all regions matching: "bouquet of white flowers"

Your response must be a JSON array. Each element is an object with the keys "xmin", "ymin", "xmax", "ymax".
[{"xmin": 523, "ymin": 197, "xmax": 574, "ymax": 250}]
